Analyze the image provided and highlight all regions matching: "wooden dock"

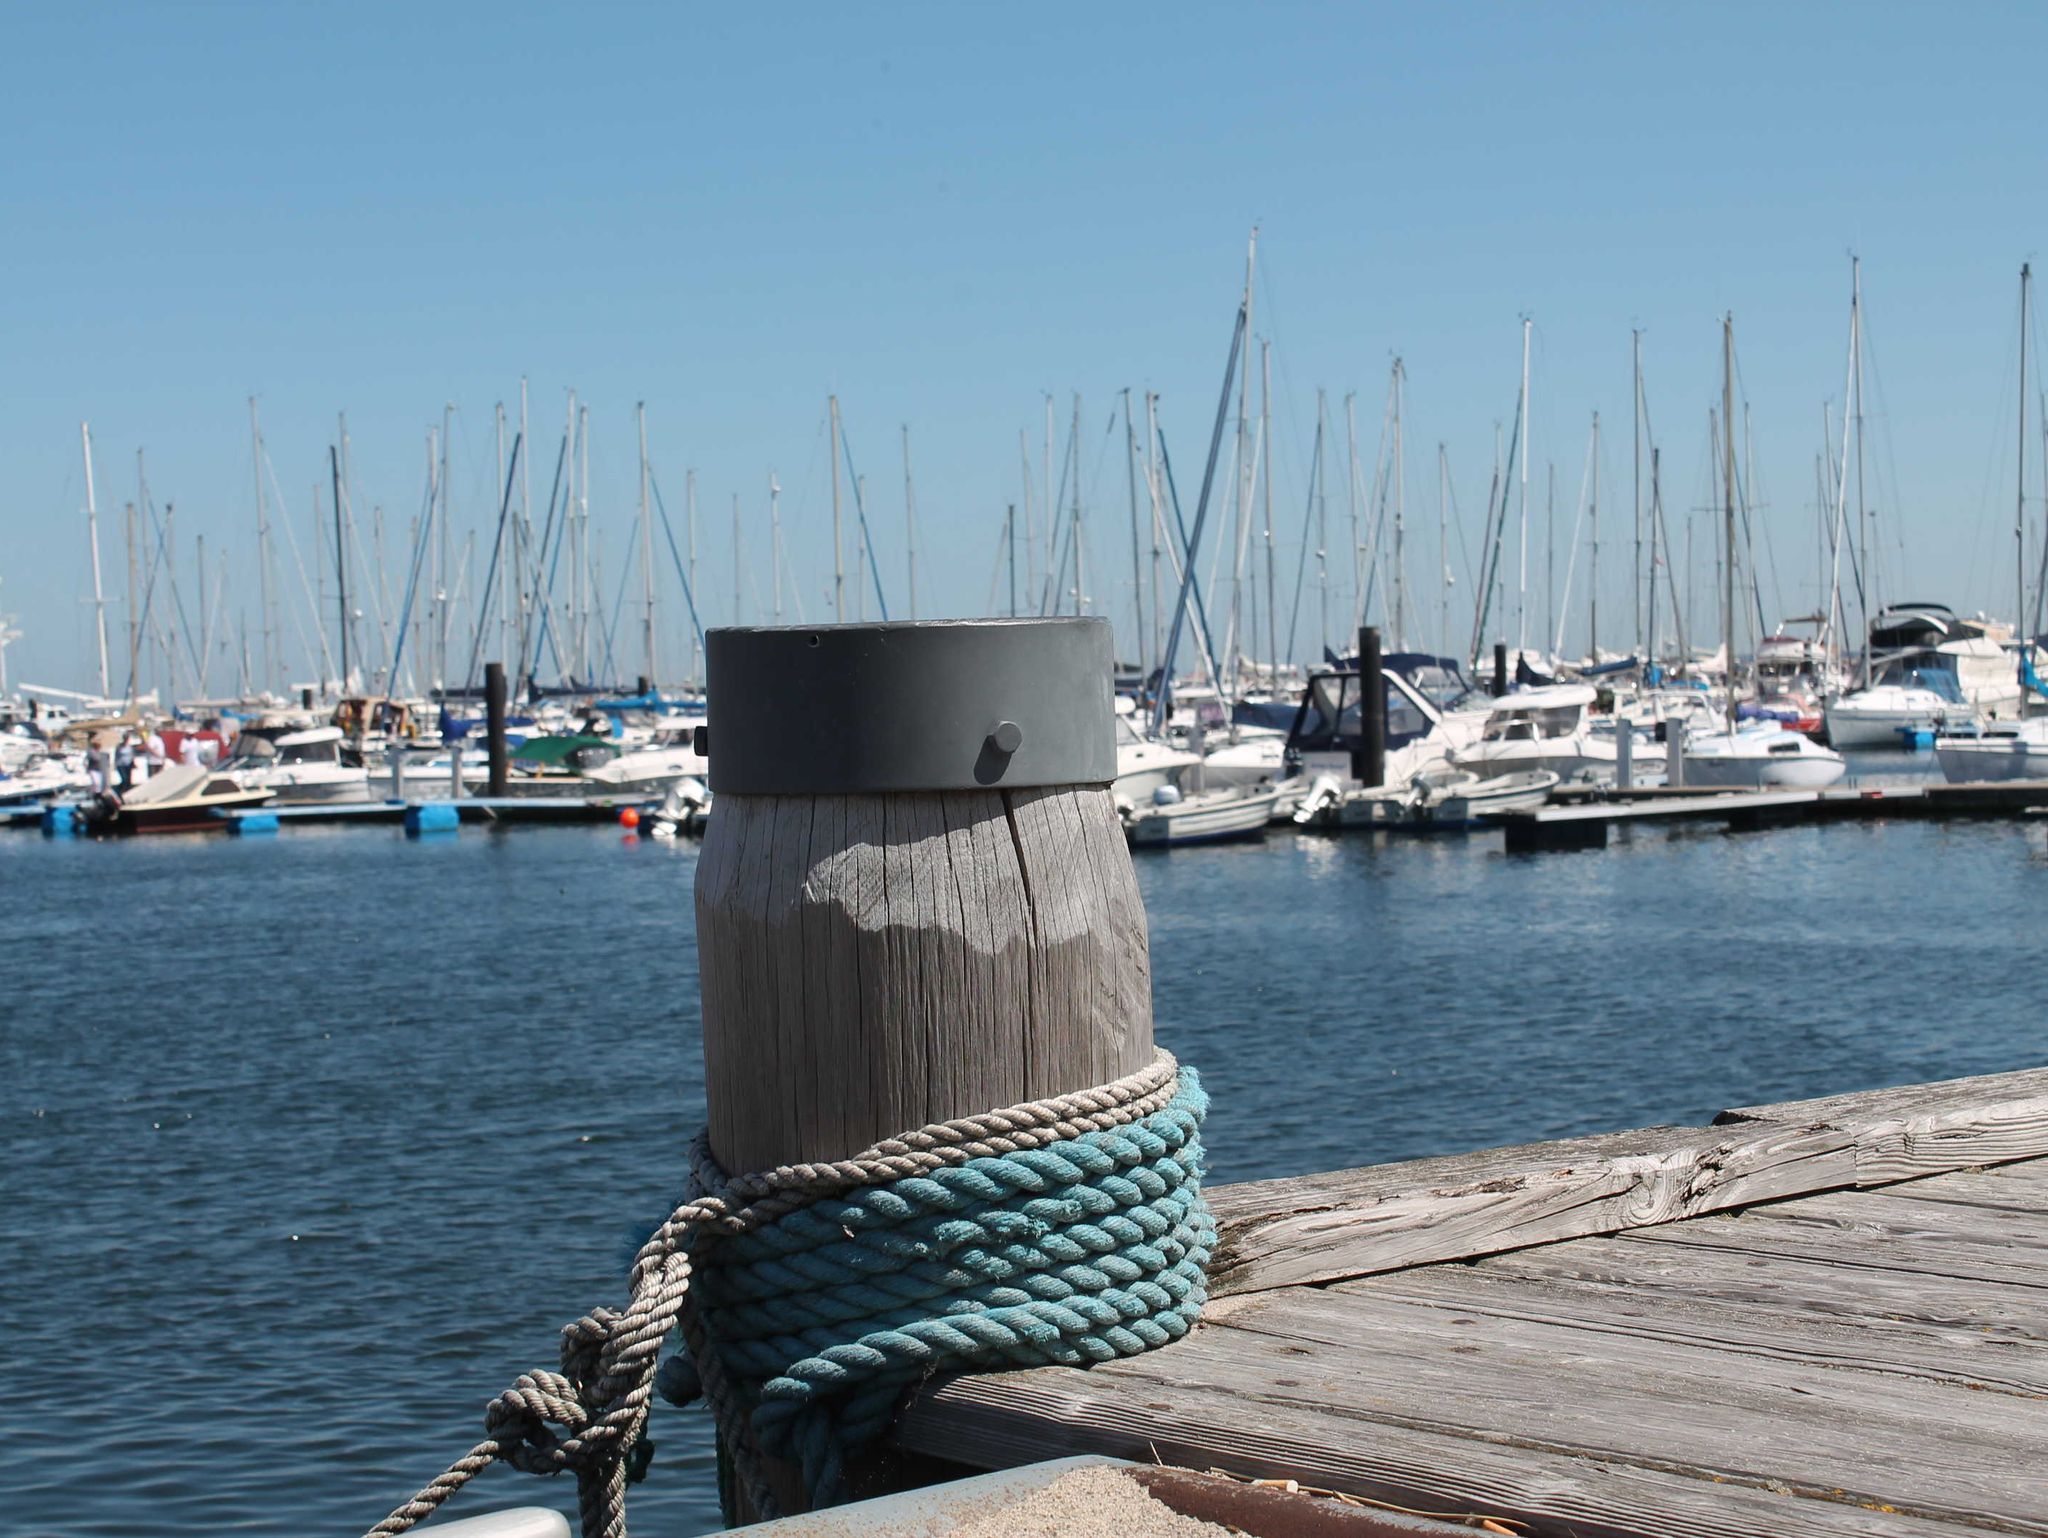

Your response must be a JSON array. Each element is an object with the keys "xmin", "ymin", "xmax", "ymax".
[
  {"xmin": 1497, "ymin": 779, "xmax": 2048, "ymax": 850},
  {"xmin": 894, "ymin": 1069, "xmax": 2048, "ymax": 1538}
]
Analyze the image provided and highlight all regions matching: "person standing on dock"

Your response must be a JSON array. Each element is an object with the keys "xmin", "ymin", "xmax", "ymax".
[{"xmin": 113, "ymin": 733, "xmax": 135, "ymax": 792}]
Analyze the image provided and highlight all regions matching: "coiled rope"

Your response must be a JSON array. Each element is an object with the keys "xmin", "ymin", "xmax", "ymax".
[{"xmin": 365, "ymin": 1048, "xmax": 1210, "ymax": 1538}]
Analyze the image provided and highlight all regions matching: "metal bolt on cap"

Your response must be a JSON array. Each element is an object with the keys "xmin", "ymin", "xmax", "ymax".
[{"xmin": 704, "ymin": 617, "xmax": 1116, "ymax": 794}]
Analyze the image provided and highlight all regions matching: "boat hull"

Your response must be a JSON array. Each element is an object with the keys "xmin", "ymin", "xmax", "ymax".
[
  {"xmin": 1935, "ymin": 740, "xmax": 2048, "ymax": 783},
  {"xmin": 1126, "ymin": 788, "xmax": 1279, "ymax": 847}
]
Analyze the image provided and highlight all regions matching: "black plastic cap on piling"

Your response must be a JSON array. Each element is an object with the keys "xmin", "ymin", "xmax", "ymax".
[{"xmin": 703, "ymin": 617, "xmax": 1117, "ymax": 794}]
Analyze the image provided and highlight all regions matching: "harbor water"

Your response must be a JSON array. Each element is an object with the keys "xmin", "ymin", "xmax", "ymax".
[{"xmin": 8, "ymin": 805, "xmax": 2047, "ymax": 1536}]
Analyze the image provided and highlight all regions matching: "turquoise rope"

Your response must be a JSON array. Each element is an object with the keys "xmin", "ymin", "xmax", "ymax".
[{"xmin": 657, "ymin": 1069, "xmax": 1212, "ymax": 1511}]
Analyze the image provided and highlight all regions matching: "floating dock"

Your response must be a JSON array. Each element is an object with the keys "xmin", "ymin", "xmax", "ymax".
[
  {"xmin": 894, "ymin": 1069, "xmax": 2048, "ymax": 1538},
  {"xmin": 1497, "ymin": 778, "xmax": 2048, "ymax": 850}
]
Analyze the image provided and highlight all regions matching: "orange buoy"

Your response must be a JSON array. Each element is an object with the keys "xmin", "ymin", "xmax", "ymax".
[{"xmin": 619, "ymin": 807, "xmax": 641, "ymax": 829}]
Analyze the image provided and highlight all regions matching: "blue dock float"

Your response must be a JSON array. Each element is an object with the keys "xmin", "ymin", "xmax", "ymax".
[
  {"xmin": 404, "ymin": 802, "xmax": 461, "ymax": 837},
  {"xmin": 229, "ymin": 812, "xmax": 280, "ymax": 836},
  {"xmin": 40, "ymin": 804, "xmax": 78, "ymax": 838}
]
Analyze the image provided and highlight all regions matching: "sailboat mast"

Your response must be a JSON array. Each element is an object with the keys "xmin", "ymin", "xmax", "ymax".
[
  {"xmin": 687, "ymin": 469, "xmax": 700, "ymax": 687},
  {"xmin": 1723, "ymin": 315, "xmax": 1739, "ymax": 735},
  {"xmin": 829, "ymin": 395, "xmax": 845, "ymax": 623},
  {"xmin": 125, "ymin": 500, "xmax": 140, "ymax": 701},
  {"xmin": 902, "ymin": 423, "xmax": 919, "ymax": 621},
  {"xmin": 80, "ymin": 422, "xmax": 110, "ymax": 697},
  {"xmin": 1518, "ymin": 316, "xmax": 1532, "ymax": 656},
  {"xmin": 1146, "ymin": 391, "xmax": 1164, "ymax": 666},
  {"xmin": 1437, "ymin": 442, "xmax": 1449, "ymax": 661},
  {"xmin": 576, "ymin": 406, "xmax": 591, "ymax": 682},
  {"xmin": 637, "ymin": 401, "xmax": 656, "ymax": 688},
  {"xmin": 1043, "ymin": 394, "xmax": 1055, "ymax": 592},
  {"xmin": 331, "ymin": 442, "xmax": 349, "ymax": 691},
  {"xmin": 1345, "ymin": 393, "xmax": 1360, "ymax": 636},
  {"xmin": 1315, "ymin": 390, "xmax": 1330, "ymax": 660},
  {"xmin": 770, "ymin": 473, "xmax": 784, "ymax": 626},
  {"xmin": 2018, "ymin": 263, "xmax": 2030, "ymax": 652},
  {"xmin": 1590, "ymin": 410, "xmax": 1601, "ymax": 659},
  {"xmin": 1262, "ymin": 339, "xmax": 1277, "ymax": 673},
  {"xmin": 249, "ymin": 397, "xmax": 279, "ymax": 693},
  {"xmin": 1072, "ymin": 394, "xmax": 1086, "ymax": 615},
  {"xmin": 1124, "ymin": 389, "xmax": 1145, "ymax": 679},
  {"xmin": 1393, "ymin": 358, "xmax": 1406, "ymax": 652},
  {"xmin": 1852, "ymin": 258, "xmax": 1870, "ymax": 683},
  {"xmin": 1632, "ymin": 329, "xmax": 1643, "ymax": 657}
]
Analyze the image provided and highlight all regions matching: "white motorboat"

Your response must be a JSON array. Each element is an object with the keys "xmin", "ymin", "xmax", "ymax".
[
  {"xmin": 1452, "ymin": 685, "xmax": 1633, "ymax": 781},
  {"xmin": 645, "ymin": 777, "xmax": 713, "ymax": 837},
  {"xmin": 1333, "ymin": 765, "xmax": 1559, "ymax": 828},
  {"xmin": 1125, "ymin": 783, "xmax": 1280, "ymax": 847},
  {"xmin": 1683, "ymin": 722, "xmax": 1846, "ymax": 788},
  {"xmin": 1823, "ymin": 667, "xmax": 1969, "ymax": 750},
  {"xmin": 1111, "ymin": 710, "xmax": 1201, "ymax": 811},
  {"xmin": 1432, "ymin": 769, "xmax": 1561, "ymax": 821},
  {"xmin": 1934, "ymin": 718, "xmax": 2048, "ymax": 783},
  {"xmin": 224, "ymin": 725, "xmax": 374, "ymax": 805},
  {"xmin": 579, "ymin": 727, "xmax": 711, "ymax": 802}
]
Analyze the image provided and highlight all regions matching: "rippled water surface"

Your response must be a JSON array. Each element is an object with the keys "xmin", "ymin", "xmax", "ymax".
[{"xmin": 7, "ymin": 802, "xmax": 2046, "ymax": 1536}]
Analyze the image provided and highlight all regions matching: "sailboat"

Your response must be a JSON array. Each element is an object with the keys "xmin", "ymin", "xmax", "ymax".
[{"xmin": 1685, "ymin": 315, "xmax": 1846, "ymax": 790}]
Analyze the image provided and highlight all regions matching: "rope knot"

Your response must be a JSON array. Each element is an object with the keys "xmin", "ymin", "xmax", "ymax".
[
  {"xmin": 483, "ymin": 1369, "xmax": 592, "ymax": 1477},
  {"xmin": 366, "ymin": 1048, "xmax": 1204, "ymax": 1538}
]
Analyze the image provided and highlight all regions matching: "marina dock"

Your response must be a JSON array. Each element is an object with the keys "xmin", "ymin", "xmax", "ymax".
[{"xmin": 894, "ymin": 1068, "xmax": 2048, "ymax": 1537}]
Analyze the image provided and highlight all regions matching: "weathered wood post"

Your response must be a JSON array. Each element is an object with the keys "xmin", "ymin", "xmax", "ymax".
[
  {"xmin": 695, "ymin": 616, "xmax": 1150, "ymax": 1175},
  {"xmin": 1666, "ymin": 716, "xmax": 1687, "ymax": 789},
  {"xmin": 1493, "ymin": 641, "xmax": 1509, "ymax": 697},
  {"xmin": 693, "ymin": 617, "xmax": 1151, "ymax": 1509}
]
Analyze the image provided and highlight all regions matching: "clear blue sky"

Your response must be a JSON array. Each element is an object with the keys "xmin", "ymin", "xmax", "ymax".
[{"xmin": 6, "ymin": 2, "xmax": 2047, "ymax": 692}]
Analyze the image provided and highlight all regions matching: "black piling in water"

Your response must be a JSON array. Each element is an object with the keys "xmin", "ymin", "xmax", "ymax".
[
  {"xmin": 1354, "ymin": 625, "xmax": 1386, "ymax": 788},
  {"xmin": 1493, "ymin": 642, "xmax": 1508, "ymax": 697},
  {"xmin": 485, "ymin": 661, "xmax": 509, "ymax": 796}
]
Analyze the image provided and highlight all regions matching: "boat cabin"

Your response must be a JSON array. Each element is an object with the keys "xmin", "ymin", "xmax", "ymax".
[
  {"xmin": 1284, "ymin": 667, "xmax": 1439, "ymax": 760},
  {"xmin": 1476, "ymin": 684, "xmax": 1596, "ymax": 746},
  {"xmin": 1871, "ymin": 655, "xmax": 1969, "ymax": 703}
]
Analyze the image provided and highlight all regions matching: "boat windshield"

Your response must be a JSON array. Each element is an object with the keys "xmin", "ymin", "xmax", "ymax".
[
  {"xmin": 1874, "ymin": 659, "xmax": 1966, "ymax": 702},
  {"xmin": 1483, "ymin": 705, "xmax": 1582, "ymax": 741},
  {"xmin": 1287, "ymin": 673, "xmax": 1432, "ymax": 751}
]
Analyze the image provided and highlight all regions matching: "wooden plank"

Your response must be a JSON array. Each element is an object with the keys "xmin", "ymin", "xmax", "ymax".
[
  {"xmin": 1479, "ymin": 1230, "xmax": 2048, "ymax": 1345},
  {"xmin": 1876, "ymin": 1160, "xmax": 2048, "ymax": 1211},
  {"xmin": 1208, "ymin": 1120, "xmax": 1856, "ymax": 1295},
  {"xmin": 1349, "ymin": 1252, "xmax": 2048, "ymax": 1398},
  {"xmin": 1194, "ymin": 1286, "xmax": 2048, "ymax": 1529},
  {"xmin": 1635, "ymin": 1203, "xmax": 2048, "ymax": 1293},
  {"xmin": 1716, "ymin": 1066, "xmax": 2048, "ymax": 1127},
  {"xmin": 1207, "ymin": 1076, "xmax": 2048, "ymax": 1296},
  {"xmin": 898, "ymin": 1345, "xmax": 2014, "ymax": 1538}
]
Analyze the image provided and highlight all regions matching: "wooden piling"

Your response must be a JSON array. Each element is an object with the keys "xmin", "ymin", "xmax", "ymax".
[
  {"xmin": 692, "ymin": 618, "xmax": 1149, "ymax": 1512},
  {"xmin": 693, "ymin": 619, "xmax": 1151, "ymax": 1183}
]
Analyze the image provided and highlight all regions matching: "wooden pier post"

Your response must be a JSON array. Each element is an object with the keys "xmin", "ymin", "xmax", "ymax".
[
  {"xmin": 692, "ymin": 618, "xmax": 1149, "ymax": 1511},
  {"xmin": 484, "ymin": 661, "xmax": 509, "ymax": 797},
  {"xmin": 1493, "ymin": 641, "xmax": 1508, "ymax": 697},
  {"xmin": 1666, "ymin": 716, "xmax": 1686, "ymax": 789},
  {"xmin": 694, "ymin": 616, "xmax": 1151, "ymax": 1188}
]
